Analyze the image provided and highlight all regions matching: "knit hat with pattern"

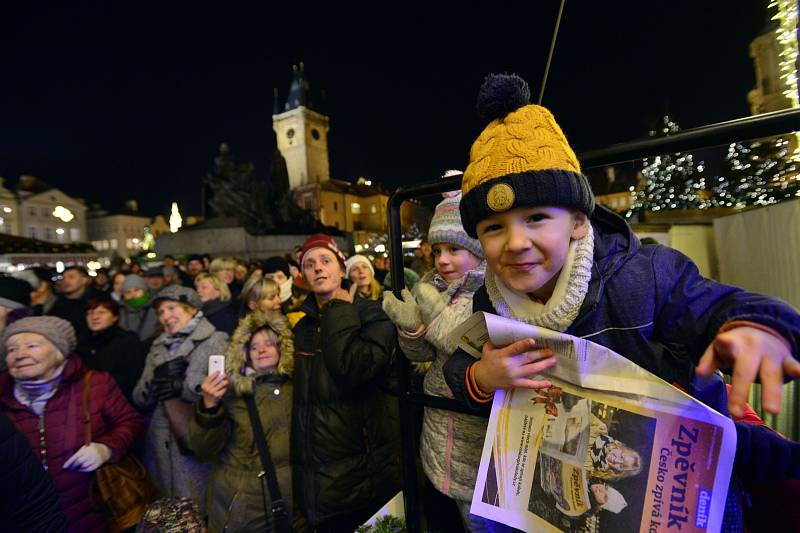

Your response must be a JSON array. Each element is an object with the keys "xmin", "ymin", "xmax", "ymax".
[
  {"xmin": 345, "ymin": 254, "xmax": 375, "ymax": 278},
  {"xmin": 299, "ymin": 233, "xmax": 346, "ymax": 271},
  {"xmin": 2, "ymin": 316, "xmax": 76, "ymax": 356},
  {"xmin": 459, "ymin": 73, "xmax": 595, "ymax": 237},
  {"xmin": 428, "ymin": 193, "xmax": 484, "ymax": 259}
]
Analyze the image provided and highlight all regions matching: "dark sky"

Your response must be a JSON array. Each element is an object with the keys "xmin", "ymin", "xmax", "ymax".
[{"xmin": 2, "ymin": 1, "xmax": 769, "ymax": 217}]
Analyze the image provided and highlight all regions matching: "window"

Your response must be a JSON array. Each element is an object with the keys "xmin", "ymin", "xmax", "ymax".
[
  {"xmin": 333, "ymin": 201, "xmax": 338, "ymax": 212},
  {"xmin": 70, "ymin": 228, "xmax": 80, "ymax": 241},
  {"xmin": 28, "ymin": 226, "xmax": 37, "ymax": 239},
  {"xmin": 41, "ymin": 207, "xmax": 50, "ymax": 217},
  {"xmin": 44, "ymin": 227, "xmax": 52, "ymax": 240},
  {"xmin": 351, "ymin": 202, "xmax": 361, "ymax": 214},
  {"xmin": 28, "ymin": 207, "xmax": 36, "ymax": 217},
  {"xmin": 110, "ymin": 238, "xmax": 117, "ymax": 249},
  {"xmin": 370, "ymin": 204, "xmax": 377, "ymax": 214}
]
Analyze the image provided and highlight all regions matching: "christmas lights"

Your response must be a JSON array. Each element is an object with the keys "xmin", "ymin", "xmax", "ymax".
[{"xmin": 626, "ymin": 116, "xmax": 709, "ymax": 218}]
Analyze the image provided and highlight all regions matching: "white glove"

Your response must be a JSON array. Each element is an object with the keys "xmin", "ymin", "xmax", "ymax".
[
  {"xmin": 412, "ymin": 283, "xmax": 447, "ymax": 325},
  {"xmin": 63, "ymin": 443, "xmax": 112, "ymax": 472},
  {"xmin": 382, "ymin": 288, "xmax": 423, "ymax": 332}
]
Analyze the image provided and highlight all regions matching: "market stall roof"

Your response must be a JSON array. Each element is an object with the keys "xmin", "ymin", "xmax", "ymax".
[{"xmin": 0, "ymin": 233, "xmax": 95, "ymax": 255}]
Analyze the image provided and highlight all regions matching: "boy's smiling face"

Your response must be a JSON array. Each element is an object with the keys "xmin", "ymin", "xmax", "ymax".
[{"xmin": 476, "ymin": 206, "xmax": 589, "ymax": 302}]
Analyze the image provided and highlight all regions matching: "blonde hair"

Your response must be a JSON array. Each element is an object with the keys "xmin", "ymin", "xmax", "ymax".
[
  {"xmin": 194, "ymin": 272, "xmax": 231, "ymax": 302},
  {"xmin": 209, "ymin": 256, "xmax": 237, "ymax": 274},
  {"xmin": 241, "ymin": 275, "xmax": 280, "ymax": 309},
  {"xmin": 360, "ymin": 278, "xmax": 383, "ymax": 301}
]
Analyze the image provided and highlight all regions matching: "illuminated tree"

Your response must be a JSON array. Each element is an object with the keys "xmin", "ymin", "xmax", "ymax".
[
  {"xmin": 712, "ymin": 137, "xmax": 800, "ymax": 208},
  {"xmin": 626, "ymin": 115, "xmax": 709, "ymax": 218}
]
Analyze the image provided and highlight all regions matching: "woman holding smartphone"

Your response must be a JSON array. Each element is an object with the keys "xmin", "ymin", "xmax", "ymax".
[
  {"xmin": 188, "ymin": 310, "xmax": 294, "ymax": 533},
  {"xmin": 132, "ymin": 285, "xmax": 228, "ymax": 512}
]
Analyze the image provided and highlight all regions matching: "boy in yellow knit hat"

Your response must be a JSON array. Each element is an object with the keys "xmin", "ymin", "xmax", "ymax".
[{"xmin": 442, "ymin": 73, "xmax": 800, "ymax": 530}]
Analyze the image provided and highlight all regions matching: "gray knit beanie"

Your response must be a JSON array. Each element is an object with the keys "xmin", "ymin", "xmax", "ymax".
[
  {"xmin": 2, "ymin": 316, "xmax": 77, "ymax": 356},
  {"xmin": 428, "ymin": 192, "xmax": 484, "ymax": 259},
  {"xmin": 121, "ymin": 274, "xmax": 148, "ymax": 292}
]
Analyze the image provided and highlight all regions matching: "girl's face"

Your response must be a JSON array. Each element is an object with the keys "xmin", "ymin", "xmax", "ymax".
[
  {"xmin": 348, "ymin": 261, "xmax": 374, "ymax": 288},
  {"xmin": 196, "ymin": 278, "xmax": 221, "ymax": 302},
  {"xmin": 433, "ymin": 243, "xmax": 482, "ymax": 283},
  {"xmin": 157, "ymin": 301, "xmax": 195, "ymax": 333},
  {"xmin": 249, "ymin": 329, "xmax": 279, "ymax": 373}
]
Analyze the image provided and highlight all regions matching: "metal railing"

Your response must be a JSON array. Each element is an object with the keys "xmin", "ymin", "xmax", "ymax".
[{"xmin": 386, "ymin": 107, "xmax": 800, "ymax": 533}]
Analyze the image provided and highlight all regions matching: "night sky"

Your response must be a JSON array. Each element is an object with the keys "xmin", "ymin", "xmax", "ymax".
[{"xmin": 3, "ymin": 1, "xmax": 768, "ymax": 218}]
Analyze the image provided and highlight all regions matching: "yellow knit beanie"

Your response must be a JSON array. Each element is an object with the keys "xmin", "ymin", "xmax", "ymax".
[{"xmin": 460, "ymin": 74, "xmax": 594, "ymax": 237}]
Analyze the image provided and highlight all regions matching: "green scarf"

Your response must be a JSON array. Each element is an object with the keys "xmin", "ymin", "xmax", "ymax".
[{"xmin": 125, "ymin": 294, "xmax": 151, "ymax": 309}]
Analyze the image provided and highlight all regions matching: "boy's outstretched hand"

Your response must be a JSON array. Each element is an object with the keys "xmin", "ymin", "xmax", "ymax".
[
  {"xmin": 696, "ymin": 326, "xmax": 800, "ymax": 417},
  {"xmin": 474, "ymin": 338, "xmax": 556, "ymax": 393}
]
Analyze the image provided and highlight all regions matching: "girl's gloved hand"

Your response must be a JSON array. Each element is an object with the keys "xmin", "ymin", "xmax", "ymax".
[
  {"xmin": 382, "ymin": 288, "xmax": 423, "ymax": 332},
  {"xmin": 412, "ymin": 283, "xmax": 447, "ymax": 325}
]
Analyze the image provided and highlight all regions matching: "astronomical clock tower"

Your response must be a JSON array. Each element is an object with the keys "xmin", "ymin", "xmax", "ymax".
[{"xmin": 272, "ymin": 62, "xmax": 331, "ymax": 190}]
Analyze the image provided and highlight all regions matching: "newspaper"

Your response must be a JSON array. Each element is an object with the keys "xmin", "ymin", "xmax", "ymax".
[{"xmin": 452, "ymin": 312, "xmax": 736, "ymax": 533}]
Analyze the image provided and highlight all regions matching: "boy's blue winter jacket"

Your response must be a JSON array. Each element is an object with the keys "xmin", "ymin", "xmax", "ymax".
[{"xmin": 444, "ymin": 205, "xmax": 800, "ymax": 416}]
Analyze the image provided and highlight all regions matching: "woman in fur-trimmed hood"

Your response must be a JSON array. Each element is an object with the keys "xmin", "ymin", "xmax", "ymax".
[
  {"xmin": 225, "ymin": 310, "xmax": 294, "ymax": 395},
  {"xmin": 187, "ymin": 310, "xmax": 294, "ymax": 533}
]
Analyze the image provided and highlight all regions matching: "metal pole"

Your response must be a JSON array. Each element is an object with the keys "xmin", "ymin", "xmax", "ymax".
[
  {"xmin": 538, "ymin": 0, "xmax": 567, "ymax": 105},
  {"xmin": 580, "ymin": 108, "xmax": 800, "ymax": 168}
]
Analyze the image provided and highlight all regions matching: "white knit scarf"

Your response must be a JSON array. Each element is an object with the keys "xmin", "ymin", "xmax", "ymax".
[{"xmin": 485, "ymin": 225, "xmax": 594, "ymax": 333}]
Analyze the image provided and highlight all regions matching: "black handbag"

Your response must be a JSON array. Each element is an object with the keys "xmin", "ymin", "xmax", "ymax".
[{"xmin": 244, "ymin": 394, "xmax": 290, "ymax": 533}]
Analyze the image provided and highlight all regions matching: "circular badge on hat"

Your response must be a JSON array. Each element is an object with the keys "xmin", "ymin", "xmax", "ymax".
[{"xmin": 487, "ymin": 183, "xmax": 515, "ymax": 212}]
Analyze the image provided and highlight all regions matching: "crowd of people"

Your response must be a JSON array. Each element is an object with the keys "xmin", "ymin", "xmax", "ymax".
[{"xmin": 0, "ymin": 72, "xmax": 799, "ymax": 533}]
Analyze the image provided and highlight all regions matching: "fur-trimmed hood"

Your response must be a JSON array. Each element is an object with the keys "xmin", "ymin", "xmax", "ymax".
[{"xmin": 225, "ymin": 311, "xmax": 294, "ymax": 396}]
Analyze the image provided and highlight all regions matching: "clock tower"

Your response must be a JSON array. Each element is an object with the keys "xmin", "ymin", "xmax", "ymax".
[{"xmin": 272, "ymin": 63, "xmax": 331, "ymax": 190}]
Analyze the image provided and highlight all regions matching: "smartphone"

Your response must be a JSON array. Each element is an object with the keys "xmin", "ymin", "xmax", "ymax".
[{"xmin": 208, "ymin": 355, "xmax": 225, "ymax": 376}]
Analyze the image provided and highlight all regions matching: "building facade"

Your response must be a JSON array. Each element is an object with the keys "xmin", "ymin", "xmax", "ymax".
[
  {"xmin": 87, "ymin": 201, "xmax": 151, "ymax": 259},
  {"xmin": 15, "ymin": 176, "xmax": 87, "ymax": 244}
]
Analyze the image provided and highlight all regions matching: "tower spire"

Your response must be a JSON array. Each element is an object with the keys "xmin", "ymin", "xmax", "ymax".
[{"xmin": 284, "ymin": 61, "xmax": 312, "ymax": 111}]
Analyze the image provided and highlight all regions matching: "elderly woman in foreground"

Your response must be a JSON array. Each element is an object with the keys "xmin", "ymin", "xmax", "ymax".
[{"xmin": 0, "ymin": 316, "xmax": 143, "ymax": 532}]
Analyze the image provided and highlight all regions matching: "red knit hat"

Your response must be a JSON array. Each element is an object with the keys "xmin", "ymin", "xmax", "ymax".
[{"xmin": 299, "ymin": 233, "xmax": 346, "ymax": 270}]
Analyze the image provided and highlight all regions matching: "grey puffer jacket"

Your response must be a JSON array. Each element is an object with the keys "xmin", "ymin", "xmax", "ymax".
[
  {"xmin": 398, "ymin": 265, "xmax": 486, "ymax": 502},
  {"xmin": 132, "ymin": 316, "xmax": 228, "ymax": 512}
]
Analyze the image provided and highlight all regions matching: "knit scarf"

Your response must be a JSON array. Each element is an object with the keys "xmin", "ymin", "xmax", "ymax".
[
  {"xmin": 13, "ymin": 361, "xmax": 67, "ymax": 416},
  {"xmin": 485, "ymin": 225, "xmax": 594, "ymax": 333},
  {"xmin": 125, "ymin": 294, "xmax": 151, "ymax": 309},
  {"xmin": 424, "ymin": 261, "xmax": 487, "ymax": 300},
  {"xmin": 163, "ymin": 312, "xmax": 204, "ymax": 357}
]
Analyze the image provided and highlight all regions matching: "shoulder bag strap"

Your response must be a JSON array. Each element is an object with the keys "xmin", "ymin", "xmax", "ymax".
[
  {"xmin": 244, "ymin": 394, "xmax": 289, "ymax": 533},
  {"xmin": 82, "ymin": 370, "xmax": 94, "ymax": 446}
]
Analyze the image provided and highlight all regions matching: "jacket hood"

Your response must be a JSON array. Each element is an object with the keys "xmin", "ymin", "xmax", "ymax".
[
  {"xmin": 226, "ymin": 310, "xmax": 294, "ymax": 396},
  {"xmin": 590, "ymin": 205, "xmax": 640, "ymax": 281}
]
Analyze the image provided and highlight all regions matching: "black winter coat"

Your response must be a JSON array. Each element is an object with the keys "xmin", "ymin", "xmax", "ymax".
[
  {"xmin": 76, "ymin": 325, "xmax": 147, "ymax": 403},
  {"xmin": 202, "ymin": 298, "xmax": 238, "ymax": 336},
  {"xmin": 0, "ymin": 409, "xmax": 68, "ymax": 532},
  {"xmin": 290, "ymin": 294, "xmax": 401, "ymax": 527}
]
